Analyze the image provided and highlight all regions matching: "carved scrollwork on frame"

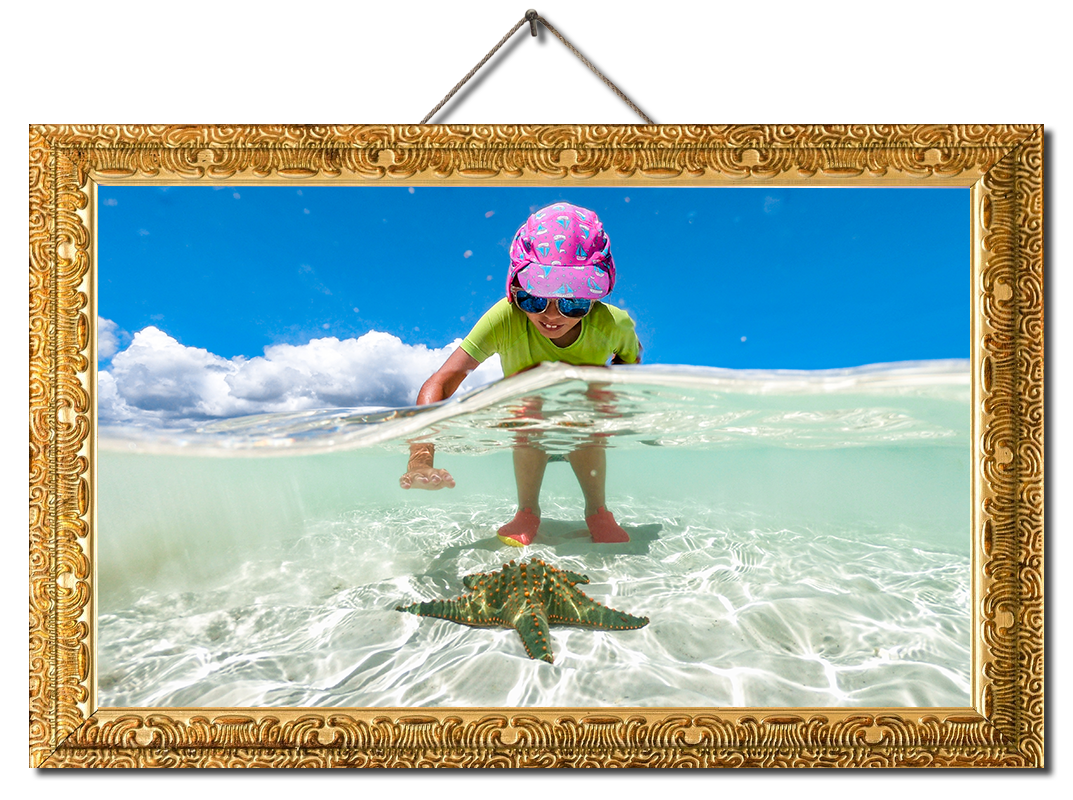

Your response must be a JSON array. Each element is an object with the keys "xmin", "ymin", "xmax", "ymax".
[
  {"xmin": 35, "ymin": 124, "xmax": 1037, "ymax": 185},
  {"xmin": 28, "ymin": 124, "xmax": 1043, "ymax": 768}
]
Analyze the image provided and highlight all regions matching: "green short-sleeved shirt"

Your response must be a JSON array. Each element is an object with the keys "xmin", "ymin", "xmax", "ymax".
[{"xmin": 458, "ymin": 298, "xmax": 641, "ymax": 377}]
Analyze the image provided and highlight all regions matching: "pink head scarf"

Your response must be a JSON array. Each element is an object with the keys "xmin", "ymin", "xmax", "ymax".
[{"xmin": 506, "ymin": 202, "xmax": 616, "ymax": 301}]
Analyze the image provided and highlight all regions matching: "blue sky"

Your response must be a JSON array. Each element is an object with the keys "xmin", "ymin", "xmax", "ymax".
[
  {"xmin": 97, "ymin": 185, "xmax": 967, "ymax": 425},
  {"xmin": 100, "ymin": 185, "xmax": 966, "ymax": 366}
]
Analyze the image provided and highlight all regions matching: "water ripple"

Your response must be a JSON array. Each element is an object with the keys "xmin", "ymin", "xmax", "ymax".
[
  {"xmin": 98, "ymin": 499, "xmax": 970, "ymax": 709},
  {"xmin": 99, "ymin": 360, "xmax": 970, "ymax": 456}
]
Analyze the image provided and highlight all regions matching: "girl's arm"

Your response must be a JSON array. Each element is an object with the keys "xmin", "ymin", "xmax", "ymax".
[
  {"xmin": 611, "ymin": 343, "xmax": 641, "ymax": 365},
  {"xmin": 415, "ymin": 346, "xmax": 481, "ymax": 404},
  {"xmin": 399, "ymin": 347, "xmax": 482, "ymax": 490}
]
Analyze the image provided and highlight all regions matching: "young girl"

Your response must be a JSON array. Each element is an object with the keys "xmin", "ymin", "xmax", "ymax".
[{"xmin": 399, "ymin": 202, "xmax": 641, "ymax": 546}]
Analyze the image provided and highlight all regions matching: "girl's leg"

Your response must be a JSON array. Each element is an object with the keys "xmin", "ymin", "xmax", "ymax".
[
  {"xmin": 566, "ymin": 445, "xmax": 606, "ymax": 517},
  {"xmin": 568, "ymin": 444, "xmax": 630, "ymax": 543},
  {"xmin": 497, "ymin": 444, "xmax": 548, "ymax": 547},
  {"xmin": 514, "ymin": 444, "xmax": 550, "ymax": 515}
]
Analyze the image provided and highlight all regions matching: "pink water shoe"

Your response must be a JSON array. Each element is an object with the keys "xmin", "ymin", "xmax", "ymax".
[
  {"xmin": 497, "ymin": 508, "xmax": 540, "ymax": 547},
  {"xmin": 586, "ymin": 507, "xmax": 630, "ymax": 543}
]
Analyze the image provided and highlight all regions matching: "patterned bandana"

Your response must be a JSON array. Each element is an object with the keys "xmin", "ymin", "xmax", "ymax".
[{"xmin": 506, "ymin": 202, "xmax": 616, "ymax": 301}]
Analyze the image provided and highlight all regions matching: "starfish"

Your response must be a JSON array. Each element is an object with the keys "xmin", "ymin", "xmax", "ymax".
[{"xmin": 396, "ymin": 559, "xmax": 649, "ymax": 663}]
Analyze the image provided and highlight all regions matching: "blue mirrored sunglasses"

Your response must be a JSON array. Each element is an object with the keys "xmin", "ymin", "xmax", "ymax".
[{"xmin": 513, "ymin": 288, "xmax": 593, "ymax": 318}]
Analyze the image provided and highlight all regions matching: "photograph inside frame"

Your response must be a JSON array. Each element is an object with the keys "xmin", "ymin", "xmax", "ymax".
[
  {"xmin": 28, "ymin": 124, "xmax": 1043, "ymax": 768},
  {"xmin": 95, "ymin": 183, "xmax": 971, "ymax": 709}
]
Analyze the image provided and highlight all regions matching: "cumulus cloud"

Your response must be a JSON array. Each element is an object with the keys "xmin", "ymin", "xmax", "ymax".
[
  {"xmin": 111, "ymin": 328, "xmax": 236, "ymax": 414},
  {"xmin": 98, "ymin": 316, "xmax": 121, "ymax": 361},
  {"xmin": 97, "ymin": 370, "xmax": 137, "ymax": 423},
  {"xmin": 99, "ymin": 326, "xmax": 502, "ymax": 429}
]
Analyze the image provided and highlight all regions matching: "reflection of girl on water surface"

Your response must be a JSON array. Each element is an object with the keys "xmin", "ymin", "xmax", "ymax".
[{"xmin": 399, "ymin": 203, "xmax": 641, "ymax": 546}]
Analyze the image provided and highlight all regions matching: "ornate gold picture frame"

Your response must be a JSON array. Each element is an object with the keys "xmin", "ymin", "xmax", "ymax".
[{"xmin": 29, "ymin": 124, "xmax": 1043, "ymax": 768}]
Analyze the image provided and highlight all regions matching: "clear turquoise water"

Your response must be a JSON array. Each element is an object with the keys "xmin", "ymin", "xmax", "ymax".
[{"xmin": 97, "ymin": 361, "xmax": 971, "ymax": 708}]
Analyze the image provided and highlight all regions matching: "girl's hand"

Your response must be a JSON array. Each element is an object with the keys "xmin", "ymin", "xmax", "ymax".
[{"xmin": 399, "ymin": 466, "xmax": 456, "ymax": 490}]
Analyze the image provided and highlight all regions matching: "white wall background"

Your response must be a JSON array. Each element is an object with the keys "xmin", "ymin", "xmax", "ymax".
[{"xmin": 25, "ymin": 3, "xmax": 1042, "ymax": 121}]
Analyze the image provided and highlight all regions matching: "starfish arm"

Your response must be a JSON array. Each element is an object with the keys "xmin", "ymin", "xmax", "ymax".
[
  {"xmin": 545, "ymin": 583, "xmax": 650, "ymax": 630},
  {"xmin": 462, "ymin": 572, "xmax": 491, "ymax": 590},
  {"xmin": 559, "ymin": 569, "xmax": 590, "ymax": 586},
  {"xmin": 506, "ymin": 598, "xmax": 555, "ymax": 663},
  {"xmin": 397, "ymin": 597, "xmax": 506, "ymax": 628},
  {"xmin": 529, "ymin": 560, "xmax": 589, "ymax": 586}
]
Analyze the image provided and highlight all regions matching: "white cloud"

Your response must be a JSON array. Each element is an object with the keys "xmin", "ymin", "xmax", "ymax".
[
  {"xmin": 107, "ymin": 327, "xmax": 243, "ymax": 420},
  {"xmin": 97, "ymin": 370, "xmax": 136, "ymax": 423},
  {"xmin": 97, "ymin": 316, "xmax": 121, "ymax": 360},
  {"xmin": 99, "ymin": 326, "xmax": 502, "ymax": 429}
]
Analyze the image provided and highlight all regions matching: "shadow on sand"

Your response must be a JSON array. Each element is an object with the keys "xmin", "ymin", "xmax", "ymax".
[{"xmin": 418, "ymin": 520, "xmax": 663, "ymax": 582}]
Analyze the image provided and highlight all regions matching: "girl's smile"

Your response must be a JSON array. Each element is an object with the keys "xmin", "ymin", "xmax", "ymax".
[{"xmin": 526, "ymin": 307, "xmax": 583, "ymax": 346}]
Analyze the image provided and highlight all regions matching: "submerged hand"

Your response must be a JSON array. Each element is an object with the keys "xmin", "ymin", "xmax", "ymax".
[{"xmin": 399, "ymin": 467, "xmax": 456, "ymax": 490}]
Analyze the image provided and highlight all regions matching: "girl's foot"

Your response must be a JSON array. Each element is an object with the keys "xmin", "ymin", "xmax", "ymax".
[
  {"xmin": 586, "ymin": 507, "xmax": 630, "ymax": 543},
  {"xmin": 497, "ymin": 508, "xmax": 540, "ymax": 547}
]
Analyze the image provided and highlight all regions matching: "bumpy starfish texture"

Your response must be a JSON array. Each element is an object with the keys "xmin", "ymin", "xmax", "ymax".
[{"xmin": 396, "ymin": 559, "xmax": 649, "ymax": 663}]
